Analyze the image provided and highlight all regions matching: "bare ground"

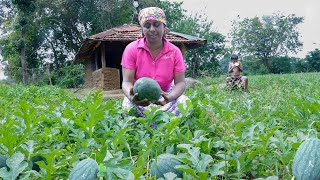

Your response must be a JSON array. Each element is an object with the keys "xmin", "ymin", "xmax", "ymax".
[{"xmin": 65, "ymin": 88, "xmax": 124, "ymax": 100}]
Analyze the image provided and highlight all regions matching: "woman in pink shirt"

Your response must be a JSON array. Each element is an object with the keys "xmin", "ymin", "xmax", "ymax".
[{"xmin": 121, "ymin": 7, "xmax": 189, "ymax": 117}]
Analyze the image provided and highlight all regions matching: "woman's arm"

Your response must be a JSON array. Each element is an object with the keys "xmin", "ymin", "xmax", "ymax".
[
  {"xmin": 170, "ymin": 72, "xmax": 186, "ymax": 101},
  {"xmin": 156, "ymin": 72, "xmax": 186, "ymax": 106},
  {"xmin": 122, "ymin": 67, "xmax": 135, "ymax": 100}
]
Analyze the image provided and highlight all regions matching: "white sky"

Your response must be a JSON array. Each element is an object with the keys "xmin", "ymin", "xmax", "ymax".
[{"xmin": 169, "ymin": 0, "xmax": 320, "ymax": 58}]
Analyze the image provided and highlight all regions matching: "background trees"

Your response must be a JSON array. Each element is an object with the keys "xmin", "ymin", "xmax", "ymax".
[
  {"xmin": 230, "ymin": 14, "xmax": 304, "ymax": 73},
  {"xmin": 168, "ymin": 13, "xmax": 225, "ymax": 77},
  {"xmin": 305, "ymin": 49, "xmax": 320, "ymax": 72},
  {"xmin": 0, "ymin": 0, "xmax": 319, "ymax": 86},
  {"xmin": 0, "ymin": 0, "xmax": 224, "ymax": 85}
]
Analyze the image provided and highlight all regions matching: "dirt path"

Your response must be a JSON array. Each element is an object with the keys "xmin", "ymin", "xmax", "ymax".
[{"xmin": 66, "ymin": 88, "xmax": 124, "ymax": 100}]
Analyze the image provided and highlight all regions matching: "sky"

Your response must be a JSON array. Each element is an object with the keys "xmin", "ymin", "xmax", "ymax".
[{"xmin": 169, "ymin": 0, "xmax": 320, "ymax": 58}]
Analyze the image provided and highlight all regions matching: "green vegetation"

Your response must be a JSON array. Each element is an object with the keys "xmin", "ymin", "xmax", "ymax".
[
  {"xmin": 1, "ymin": 0, "xmax": 319, "ymax": 86},
  {"xmin": 0, "ymin": 72, "xmax": 319, "ymax": 179}
]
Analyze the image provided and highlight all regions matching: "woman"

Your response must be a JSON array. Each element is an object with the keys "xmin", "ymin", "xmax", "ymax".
[{"xmin": 121, "ymin": 7, "xmax": 189, "ymax": 117}]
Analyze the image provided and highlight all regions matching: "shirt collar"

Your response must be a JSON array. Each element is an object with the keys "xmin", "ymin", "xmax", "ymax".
[{"xmin": 137, "ymin": 37, "xmax": 171, "ymax": 54}]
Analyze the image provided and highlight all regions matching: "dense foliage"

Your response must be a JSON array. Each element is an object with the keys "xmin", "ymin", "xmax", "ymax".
[
  {"xmin": 230, "ymin": 14, "xmax": 304, "ymax": 73},
  {"xmin": 0, "ymin": 0, "xmax": 225, "ymax": 84},
  {"xmin": 0, "ymin": 0, "xmax": 319, "ymax": 85},
  {"xmin": 0, "ymin": 72, "xmax": 319, "ymax": 179}
]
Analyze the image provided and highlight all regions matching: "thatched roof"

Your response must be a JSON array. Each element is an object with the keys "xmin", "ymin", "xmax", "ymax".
[{"xmin": 74, "ymin": 24, "xmax": 206, "ymax": 64}]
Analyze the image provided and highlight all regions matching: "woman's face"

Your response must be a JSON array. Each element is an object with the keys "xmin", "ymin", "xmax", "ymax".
[{"xmin": 142, "ymin": 20, "xmax": 165, "ymax": 44}]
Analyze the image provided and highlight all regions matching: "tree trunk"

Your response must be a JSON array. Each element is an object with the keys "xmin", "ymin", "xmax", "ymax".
[
  {"xmin": 45, "ymin": 64, "xmax": 52, "ymax": 86},
  {"xmin": 21, "ymin": 31, "xmax": 28, "ymax": 85},
  {"xmin": 262, "ymin": 57, "xmax": 272, "ymax": 73}
]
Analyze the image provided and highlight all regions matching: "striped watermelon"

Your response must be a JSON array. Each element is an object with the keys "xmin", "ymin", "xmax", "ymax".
[
  {"xmin": 69, "ymin": 158, "xmax": 99, "ymax": 180},
  {"xmin": 292, "ymin": 138, "xmax": 320, "ymax": 180},
  {"xmin": 150, "ymin": 153, "xmax": 183, "ymax": 178}
]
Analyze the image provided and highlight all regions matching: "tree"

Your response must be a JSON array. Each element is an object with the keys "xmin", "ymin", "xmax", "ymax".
[
  {"xmin": 1, "ymin": 0, "xmax": 225, "ymax": 85},
  {"xmin": 11, "ymin": 0, "xmax": 37, "ymax": 85},
  {"xmin": 1, "ymin": 0, "xmax": 45, "ymax": 83},
  {"xmin": 305, "ymin": 48, "xmax": 320, "ymax": 72},
  {"xmin": 158, "ymin": 1, "xmax": 226, "ymax": 77},
  {"xmin": 1, "ymin": 0, "xmax": 136, "ymax": 84},
  {"xmin": 172, "ymin": 14, "xmax": 225, "ymax": 77},
  {"xmin": 230, "ymin": 14, "xmax": 303, "ymax": 72}
]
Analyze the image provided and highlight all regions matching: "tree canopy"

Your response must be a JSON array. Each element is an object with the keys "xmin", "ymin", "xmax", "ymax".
[
  {"xmin": 230, "ymin": 14, "xmax": 304, "ymax": 72},
  {"xmin": 0, "ymin": 0, "xmax": 225, "ymax": 84}
]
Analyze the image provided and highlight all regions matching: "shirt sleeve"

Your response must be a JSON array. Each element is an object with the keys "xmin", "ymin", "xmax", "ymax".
[
  {"xmin": 173, "ymin": 48, "xmax": 186, "ymax": 74},
  {"xmin": 121, "ymin": 41, "xmax": 137, "ymax": 70}
]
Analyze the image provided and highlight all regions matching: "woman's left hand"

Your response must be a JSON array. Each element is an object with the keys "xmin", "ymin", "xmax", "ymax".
[{"xmin": 155, "ymin": 92, "xmax": 170, "ymax": 106}]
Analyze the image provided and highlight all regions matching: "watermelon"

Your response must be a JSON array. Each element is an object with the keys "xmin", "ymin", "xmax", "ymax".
[
  {"xmin": 69, "ymin": 158, "xmax": 99, "ymax": 180},
  {"xmin": 292, "ymin": 138, "xmax": 320, "ymax": 180},
  {"xmin": 150, "ymin": 153, "xmax": 183, "ymax": 179},
  {"xmin": 133, "ymin": 77, "xmax": 161, "ymax": 103}
]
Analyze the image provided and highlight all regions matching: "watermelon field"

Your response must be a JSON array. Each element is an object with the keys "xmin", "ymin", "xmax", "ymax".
[{"xmin": 0, "ymin": 72, "xmax": 319, "ymax": 179}]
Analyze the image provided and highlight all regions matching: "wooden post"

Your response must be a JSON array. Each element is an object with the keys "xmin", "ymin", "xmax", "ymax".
[
  {"xmin": 101, "ymin": 42, "xmax": 106, "ymax": 68},
  {"xmin": 95, "ymin": 51, "xmax": 98, "ymax": 70}
]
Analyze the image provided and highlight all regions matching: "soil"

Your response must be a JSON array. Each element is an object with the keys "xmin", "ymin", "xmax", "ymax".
[{"xmin": 66, "ymin": 88, "xmax": 124, "ymax": 100}]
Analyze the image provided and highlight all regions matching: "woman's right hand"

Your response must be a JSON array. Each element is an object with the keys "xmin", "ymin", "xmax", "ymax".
[{"xmin": 129, "ymin": 87, "xmax": 151, "ymax": 106}]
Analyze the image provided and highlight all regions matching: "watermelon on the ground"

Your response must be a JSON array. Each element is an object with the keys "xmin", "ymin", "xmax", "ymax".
[
  {"xmin": 292, "ymin": 138, "xmax": 320, "ymax": 180},
  {"xmin": 150, "ymin": 153, "xmax": 183, "ymax": 179},
  {"xmin": 69, "ymin": 158, "xmax": 99, "ymax": 180}
]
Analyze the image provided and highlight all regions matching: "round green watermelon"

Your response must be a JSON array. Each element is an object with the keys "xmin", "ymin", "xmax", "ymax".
[
  {"xmin": 133, "ymin": 77, "xmax": 162, "ymax": 103},
  {"xmin": 150, "ymin": 153, "xmax": 183, "ymax": 179},
  {"xmin": 69, "ymin": 158, "xmax": 99, "ymax": 180},
  {"xmin": 292, "ymin": 138, "xmax": 320, "ymax": 180}
]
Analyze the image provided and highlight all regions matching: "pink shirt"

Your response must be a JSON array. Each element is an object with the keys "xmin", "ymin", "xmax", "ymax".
[{"xmin": 121, "ymin": 38, "xmax": 186, "ymax": 91}]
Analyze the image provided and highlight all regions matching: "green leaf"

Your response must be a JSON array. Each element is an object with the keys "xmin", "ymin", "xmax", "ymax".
[
  {"xmin": 163, "ymin": 172, "xmax": 177, "ymax": 180},
  {"xmin": 0, "ymin": 152, "xmax": 28, "ymax": 180},
  {"xmin": 175, "ymin": 164, "xmax": 197, "ymax": 177},
  {"xmin": 210, "ymin": 161, "xmax": 227, "ymax": 176},
  {"xmin": 177, "ymin": 144, "xmax": 200, "ymax": 165},
  {"xmin": 113, "ymin": 168, "xmax": 134, "ymax": 180}
]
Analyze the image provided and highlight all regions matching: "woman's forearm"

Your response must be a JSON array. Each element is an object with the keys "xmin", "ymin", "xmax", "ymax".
[
  {"xmin": 122, "ymin": 81, "xmax": 133, "ymax": 99},
  {"xmin": 168, "ymin": 81, "xmax": 185, "ymax": 102}
]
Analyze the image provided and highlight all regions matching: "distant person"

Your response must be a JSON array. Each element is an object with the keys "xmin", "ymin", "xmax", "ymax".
[
  {"xmin": 121, "ymin": 7, "xmax": 189, "ymax": 117},
  {"xmin": 226, "ymin": 54, "xmax": 248, "ymax": 91}
]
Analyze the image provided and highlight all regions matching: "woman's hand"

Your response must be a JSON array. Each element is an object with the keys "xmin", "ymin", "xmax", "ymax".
[
  {"xmin": 129, "ymin": 87, "xmax": 151, "ymax": 106},
  {"xmin": 155, "ymin": 92, "xmax": 170, "ymax": 106}
]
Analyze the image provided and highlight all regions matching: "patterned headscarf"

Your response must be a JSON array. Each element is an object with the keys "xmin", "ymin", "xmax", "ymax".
[{"xmin": 138, "ymin": 7, "xmax": 167, "ymax": 26}]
